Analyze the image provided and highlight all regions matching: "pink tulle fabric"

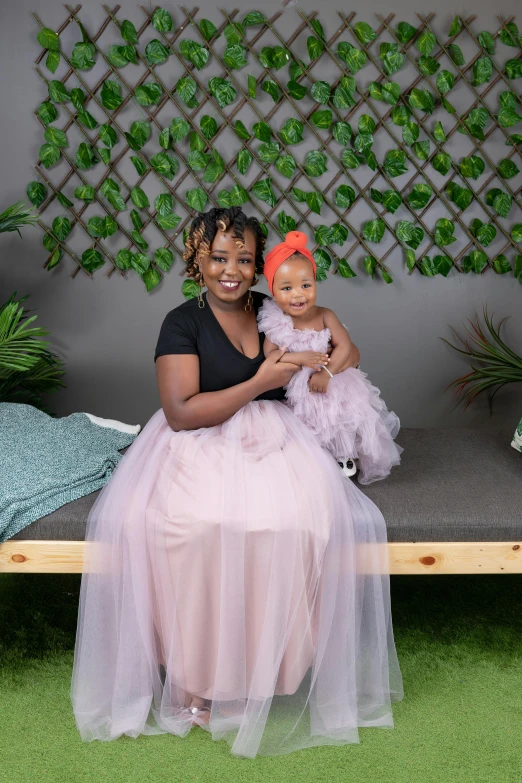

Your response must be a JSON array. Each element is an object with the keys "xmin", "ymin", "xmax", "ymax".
[
  {"xmin": 71, "ymin": 400, "xmax": 403, "ymax": 758},
  {"xmin": 257, "ymin": 298, "xmax": 404, "ymax": 485}
]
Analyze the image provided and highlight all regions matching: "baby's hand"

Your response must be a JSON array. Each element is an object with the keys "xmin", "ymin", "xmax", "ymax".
[
  {"xmin": 300, "ymin": 351, "xmax": 330, "ymax": 369},
  {"xmin": 309, "ymin": 370, "xmax": 330, "ymax": 394}
]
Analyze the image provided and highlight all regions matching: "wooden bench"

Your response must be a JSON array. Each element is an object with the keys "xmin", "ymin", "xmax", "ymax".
[{"xmin": 1, "ymin": 428, "xmax": 521, "ymax": 575}]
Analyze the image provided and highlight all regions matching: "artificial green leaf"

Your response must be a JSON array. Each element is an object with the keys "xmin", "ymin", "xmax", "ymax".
[
  {"xmin": 306, "ymin": 191, "xmax": 323, "ymax": 214},
  {"xmin": 199, "ymin": 19, "xmax": 218, "ymax": 41},
  {"xmin": 431, "ymin": 152, "xmax": 452, "ymax": 176},
  {"xmin": 69, "ymin": 87, "xmax": 85, "ymax": 109},
  {"xmin": 486, "ymin": 188, "xmax": 512, "ymax": 218},
  {"xmin": 313, "ymin": 248, "xmax": 331, "ymax": 271},
  {"xmin": 354, "ymin": 133, "xmax": 373, "ymax": 154},
  {"xmin": 175, "ymin": 76, "xmax": 197, "ymax": 105},
  {"xmin": 391, "ymin": 105, "xmax": 411, "ymax": 126},
  {"xmin": 98, "ymin": 148, "xmax": 110, "ymax": 166},
  {"xmin": 51, "ymin": 216, "xmax": 70, "ymax": 241},
  {"xmin": 511, "ymin": 224, "xmax": 522, "ymax": 242},
  {"xmin": 330, "ymin": 224, "xmax": 349, "ymax": 246},
  {"xmin": 380, "ymin": 82, "xmax": 401, "ymax": 106},
  {"xmin": 130, "ymin": 209, "xmax": 143, "ymax": 230},
  {"xmin": 86, "ymin": 216, "xmax": 107, "ymax": 238},
  {"xmin": 278, "ymin": 210, "xmax": 297, "ymax": 234},
  {"xmin": 337, "ymin": 258, "xmax": 356, "ymax": 278},
  {"xmin": 407, "ymin": 183, "xmax": 432, "ymax": 209},
  {"xmin": 307, "ymin": 36, "xmax": 324, "ymax": 61},
  {"xmin": 436, "ymin": 70, "xmax": 455, "ymax": 95},
  {"xmin": 200, "ymin": 115, "xmax": 218, "ymax": 140},
  {"xmin": 332, "ymin": 83, "xmax": 357, "ymax": 109},
  {"xmin": 131, "ymin": 252, "xmax": 150, "ymax": 276},
  {"xmin": 135, "ymin": 83, "xmax": 162, "ymax": 106},
  {"xmin": 310, "ymin": 109, "xmax": 332, "ymax": 129},
  {"xmin": 446, "ymin": 181, "xmax": 473, "ymax": 210},
  {"xmin": 402, "ymin": 121, "xmax": 419, "ymax": 145},
  {"xmin": 251, "ymin": 122, "xmax": 270, "ymax": 143},
  {"xmin": 224, "ymin": 44, "xmax": 248, "ymax": 70},
  {"xmin": 71, "ymin": 41, "xmax": 96, "ymax": 70},
  {"xmin": 478, "ymin": 31, "xmax": 495, "ymax": 54},
  {"xmin": 470, "ymin": 218, "xmax": 496, "ymax": 247},
  {"xmin": 131, "ymin": 230, "xmax": 148, "ymax": 251},
  {"xmin": 396, "ymin": 21, "xmax": 417, "ymax": 43},
  {"xmin": 304, "ymin": 149, "xmax": 328, "ymax": 176},
  {"xmin": 292, "ymin": 188, "xmax": 307, "ymax": 203},
  {"xmin": 416, "ymin": 30, "xmax": 436, "ymax": 55},
  {"xmin": 46, "ymin": 50, "xmax": 60, "ymax": 73},
  {"xmin": 48, "ymin": 80, "xmax": 69, "ymax": 103},
  {"xmin": 187, "ymin": 150, "xmax": 210, "ymax": 170},
  {"xmin": 497, "ymin": 158, "xmax": 520, "ymax": 178},
  {"xmin": 208, "ymin": 76, "xmax": 237, "ymax": 107},
  {"xmin": 354, "ymin": 21, "xmax": 377, "ymax": 44},
  {"xmin": 149, "ymin": 151, "xmax": 175, "ymax": 178},
  {"xmin": 358, "ymin": 114, "xmax": 376, "ymax": 134},
  {"xmin": 383, "ymin": 190, "xmax": 402, "ymax": 214},
  {"xmin": 505, "ymin": 134, "xmax": 522, "ymax": 146},
  {"xmin": 405, "ymin": 248, "xmax": 416, "ymax": 271},
  {"xmin": 499, "ymin": 22, "xmax": 519, "ymax": 46},
  {"xmin": 43, "ymin": 232, "xmax": 57, "ymax": 252},
  {"xmin": 315, "ymin": 224, "xmax": 334, "ymax": 245},
  {"xmin": 459, "ymin": 155, "xmax": 485, "ymax": 180},
  {"xmin": 380, "ymin": 43, "xmax": 405, "ymax": 76},
  {"xmin": 229, "ymin": 184, "xmax": 249, "ymax": 206},
  {"xmin": 262, "ymin": 79, "xmax": 279, "ymax": 102},
  {"xmin": 26, "ymin": 181, "xmax": 47, "ymax": 207},
  {"xmin": 99, "ymin": 124, "xmax": 117, "ymax": 149},
  {"xmin": 74, "ymin": 184, "xmax": 95, "ymax": 202},
  {"xmin": 341, "ymin": 149, "xmax": 363, "ymax": 169},
  {"xmin": 310, "ymin": 19, "xmax": 326, "ymax": 41},
  {"xmin": 311, "ymin": 81, "xmax": 331, "ymax": 104},
  {"xmin": 247, "ymin": 74, "xmax": 257, "ymax": 98},
  {"xmin": 156, "ymin": 213, "xmax": 182, "ymax": 231},
  {"xmin": 237, "ymin": 149, "xmax": 253, "ymax": 175},
  {"xmin": 258, "ymin": 142, "xmax": 280, "ymax": 164},
  {"xmin": 418, "ymin": 55, "xmax": 440, "ymax": 76},
  {"xmin": 107, "ymin": 44, "xmax": 131, "ymax": 68},
  {"xmin": 252, "ymin": 178, "xmax": 277, "ymax": 207},
  {"xmin": 131, "ymin": 186, "xmax": 150, "ymax": 209},
  {"xmin": 121, "ymin": 20, "xmax": 138, "ymax": 44},
  {"xmin": 81, "ymin": 249, "xmax": 105, "ymax": 272},
  {"xmin": 363, "ymin": 218, "xmax": 385, "ymax": 243},
  {"xmin": 363, "ymin": 255, "xmax": 377, "ymax": 277},
  {"xmin": 498, "ymin": 108, "xmax": 522, "ymax": 128},
  {"xmin": 433, "ymin": 121, "xmax": 446, "ymax": 142},
  {"xmin": 337, "ymin": 42, "xmax": 367, "ymax": 74},
  {"xmin": 76, "ymin": 109, "xmax": 98, "ymax": 129},
  {"xmin": 182, "ymin": 279, "xmax": 200, "ymax": 299},
  {"xmin": 203, "ymin": 149, "xmax": 225, "ymax": 183},
  {"xmin": 37, "ymin": 27, "xmax": 60, "ymax": 50},
  {"xmin": 396, "ymin": 221, "xmax": 424, "ymax": 249},
  {"xmin": 180, "ymin": 39, "xmax": 209, "ymax": 69},
  {"xmin": 472, "ymin": 56, "xmax": 493, "ymax": 86},
  {"xmin": 462, "ymin": 249, "xmax": 488, "ymax": 274},
  {"xmin": 505, "ymin": 59, "xmax": 522, "ymax": 79},
  {"xmin": 286, "ymin": 81, "xmax": 306, "ymax": 101},
  {"xmin": 448, "ymin": 16, "xmax": 461, "ymax": 36},
  {"xmin": 154, "ymin": 247, "xmax": 174, "ymax": 271},
  {"xmin": 37, "ymin": 101, "xmax": 58, "ymax": 125},
  {"xmin": 38, "ymin": 144, "xmax": 62, "ymax": 169},
  {"xmin": 130, "ymin": 156, "xmax": 147, "ymax": 176},
  {"xmin": 224, "ymin": 22, "xmax": 244, "ymax": 45},
  {"xmin": 155, "ymin": 193, "xmax": 173, "ymax": 216},
  {"xmin": 234, "ymin": 120, "xmax": 251, "ymax": 141},
  {"xmin": 412, "ymin": 139, "xmax": 430, "ymax": 160},
  {"xmin": 500, "ymin": 91, "xmax": 518, "ymax": 109},
  {"xmin": 272, "ymin": 46, "xmax": 291, "ymax": 69},
  {"xmin": 186, "ymin": 188, "xmax": 207, "ymax": 211},
  {"xmin": 434, "ymin": 218, "xmax": 456, "ymax": 246},
  {"xmin": 259, "ymin": 46, "xmax": 274, "ymax": 68},
  {"xmin": 280, "ymin": 118, "xmax": 303, "ymax": 145},
  {"xmin": 142, "ymin": 267, "xmax": 162, "ymax": 292},
  {"xmin": 100, "ymin": 80, "xmax": 123, "ymax": 110},
  {"xmin": 333, "ymin": 121, "xmax": 352, "ymax": 145},
  {"xmin": 335, "ymin": 185, "xmax": 356, "ymax": 209},
  {"xmin": 104, "ymin": 188, "xmax": 126, "ymax": 212},
  {"xmin": 170, "ymin": 117, "xmax": 190, "ymax": 142},
  {"xmin": 289, "ymin": 60, "xmax": 305, "ymax": 80},
  {"xmin": 158, "ymin": 128, "xmax": 170, "ymax": 150},
  {"xmin": 242, "ymin": 11, "xmax": 265, "ymax": 26},
  {"xmin": 434, "ymin": 255, "xmax": 452, "ymax": 276},
  {"xmin": 152, "ymin": 8, "xmax": 173, "ymax": 32},
  {"xmin": 384, "ymin": 148, "xmax": 408, "ymax": 177},
  {"xmin": 493, "ymin": 254, "xmax": 511, "ymax": 274},
  {"xmin": 448, "ymin": 43, "xmax": 465, "ymax": 66},
  {"xmin": 409, "ymin": 88, "xmax": 435, "ymax": 114}
]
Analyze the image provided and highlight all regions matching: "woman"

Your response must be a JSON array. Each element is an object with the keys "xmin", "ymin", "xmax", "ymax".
[{"xmin": 71, "ymin": 207, "xmax": 403, "ymax": 759}]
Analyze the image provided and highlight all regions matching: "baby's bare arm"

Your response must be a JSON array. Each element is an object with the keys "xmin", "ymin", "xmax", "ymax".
[{"xmin": 322, "ymin": 309, "xmax": 354, "ymax": 374}]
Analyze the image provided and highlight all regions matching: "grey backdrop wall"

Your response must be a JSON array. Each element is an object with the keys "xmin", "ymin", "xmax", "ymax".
[{"xmin": 1, "ymin": 0, "xmax": 521, "ymax": 429}]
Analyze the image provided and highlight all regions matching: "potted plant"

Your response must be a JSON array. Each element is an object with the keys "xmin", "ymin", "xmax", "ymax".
[
  {"xmin": 0, "ymin": 200, "xmax": 65, "ymax": 414},
  {"xmin": 441, "ymin": 304, "xmax": 522, "ymax": 452}
]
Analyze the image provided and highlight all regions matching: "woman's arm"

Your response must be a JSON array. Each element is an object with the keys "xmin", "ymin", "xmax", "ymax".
[{"xmin": 156, "ymin": 352, "xmax": 300, "ymax": 431}]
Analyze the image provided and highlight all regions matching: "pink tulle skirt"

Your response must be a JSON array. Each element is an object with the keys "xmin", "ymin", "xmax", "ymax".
[{"xmin": 71, "ymin": 400, "xmax": 403, "ymax": 758}]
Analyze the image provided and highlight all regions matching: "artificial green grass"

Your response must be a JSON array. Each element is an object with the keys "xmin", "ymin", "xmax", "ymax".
[{"xmin": 1, "ymin": 573, "xmax": 521, "ymax": 783}]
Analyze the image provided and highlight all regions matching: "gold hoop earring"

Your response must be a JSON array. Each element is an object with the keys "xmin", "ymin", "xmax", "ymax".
[
  {"xmin": 198, "ymin": 274, "xmax": 205, "ymax": 309},
  {"xmin": 244, "ymin": 288, "xmax": 253, "ymax": 313}
]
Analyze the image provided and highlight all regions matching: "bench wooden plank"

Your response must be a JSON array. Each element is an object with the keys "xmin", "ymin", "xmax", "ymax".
[{"xmin": 1, "ymin": 540, "xmax": 521, "ymax": 574}]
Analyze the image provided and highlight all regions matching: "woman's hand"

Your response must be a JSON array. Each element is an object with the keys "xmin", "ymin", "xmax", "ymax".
[{"xmin": 256, "ymin": 348, "xmax": 300, "ymax": 392}]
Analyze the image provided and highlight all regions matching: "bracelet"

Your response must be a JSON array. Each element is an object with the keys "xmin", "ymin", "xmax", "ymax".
[{"xmin": 321, "ymin": 365, "xmax": 334, "ymax": 378}]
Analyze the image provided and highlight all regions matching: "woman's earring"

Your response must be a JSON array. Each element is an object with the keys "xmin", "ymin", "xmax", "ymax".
[
  {"xmin": 198, "ymin": 273, "xmax": 205, "ymax": 309},
  {"xmin": 245, "ymin": 288, "xmax": 253, "ymax": 312}
]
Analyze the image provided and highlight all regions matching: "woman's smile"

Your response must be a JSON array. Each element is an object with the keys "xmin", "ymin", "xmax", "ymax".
[{"xmin": 218, "ymin": 280, "xmax": 241, "ymax": 292}]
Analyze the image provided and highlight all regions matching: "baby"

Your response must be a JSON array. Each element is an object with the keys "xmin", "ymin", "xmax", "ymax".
[{"xmin": 258, "ymin": 230, "xmax": 403, "ymax": 484}]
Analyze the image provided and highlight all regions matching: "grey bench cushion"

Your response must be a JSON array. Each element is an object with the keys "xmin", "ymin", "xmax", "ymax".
[{"xmin": 11, "ymin": 427, "xmax": 521, "ymax": 543}]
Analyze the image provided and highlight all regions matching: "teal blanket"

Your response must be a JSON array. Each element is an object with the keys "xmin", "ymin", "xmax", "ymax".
[{"xmin": 0, "ymin": 403, "xmax": 140, "ymax": 542}]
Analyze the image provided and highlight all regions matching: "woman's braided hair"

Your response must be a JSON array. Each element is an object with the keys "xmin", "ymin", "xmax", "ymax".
[{"xmin": 182, "ymin": 207, "xmax": 266, "ymax": 285}]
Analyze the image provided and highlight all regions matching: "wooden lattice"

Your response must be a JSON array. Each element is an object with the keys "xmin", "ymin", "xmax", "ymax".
[{"xmin": 28, "ymin": 6, "xmax": 522, "ymax": 292}]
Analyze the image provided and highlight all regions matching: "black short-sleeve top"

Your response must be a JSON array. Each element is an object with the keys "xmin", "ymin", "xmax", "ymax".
[{"xmin": 154, "ymin": 290, "xmax": 285, "ymax": 401}]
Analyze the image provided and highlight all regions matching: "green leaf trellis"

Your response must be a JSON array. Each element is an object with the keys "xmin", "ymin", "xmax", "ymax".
[{"xmin": 27, "ymin": 6, "xmax": 522, "ymax": 293}]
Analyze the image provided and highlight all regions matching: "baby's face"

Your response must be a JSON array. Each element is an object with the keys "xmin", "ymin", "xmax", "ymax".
[{"xmin": 272, "ymin": 255, "xmax": 317, "ymax": 318}]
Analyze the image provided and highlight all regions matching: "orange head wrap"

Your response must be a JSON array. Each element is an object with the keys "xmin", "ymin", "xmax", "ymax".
[{"xmin": 263, "ymin": 231, "xmax": 316, "ymax": 295}]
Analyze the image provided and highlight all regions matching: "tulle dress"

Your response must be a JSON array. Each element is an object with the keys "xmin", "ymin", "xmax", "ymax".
[
  {"xmin": 257, "ymin": 297, "xmax": 404, "ymax": 485},
  {"xmin": 71, "ymin": 290, "xmax": 404, "ymax": 759}
]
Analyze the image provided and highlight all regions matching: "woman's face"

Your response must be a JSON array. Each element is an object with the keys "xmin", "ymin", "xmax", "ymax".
[
  {"xmin": 198, "ymin": 226, "xmax": 257, "ymax": 305},
  {"xmin": 272, "ymin": 255, "xmax": 317, "ymax": 318}
]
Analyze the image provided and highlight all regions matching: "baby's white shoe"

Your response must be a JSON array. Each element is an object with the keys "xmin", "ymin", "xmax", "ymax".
[{"xmin": 337, "ymin": 457, "xmax": 357, "ymax": 477}]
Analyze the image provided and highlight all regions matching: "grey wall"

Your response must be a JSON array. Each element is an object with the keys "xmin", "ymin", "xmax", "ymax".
[{"xmin": 1, "ymin": 0, "xmax": 521, "ymax": 430}]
